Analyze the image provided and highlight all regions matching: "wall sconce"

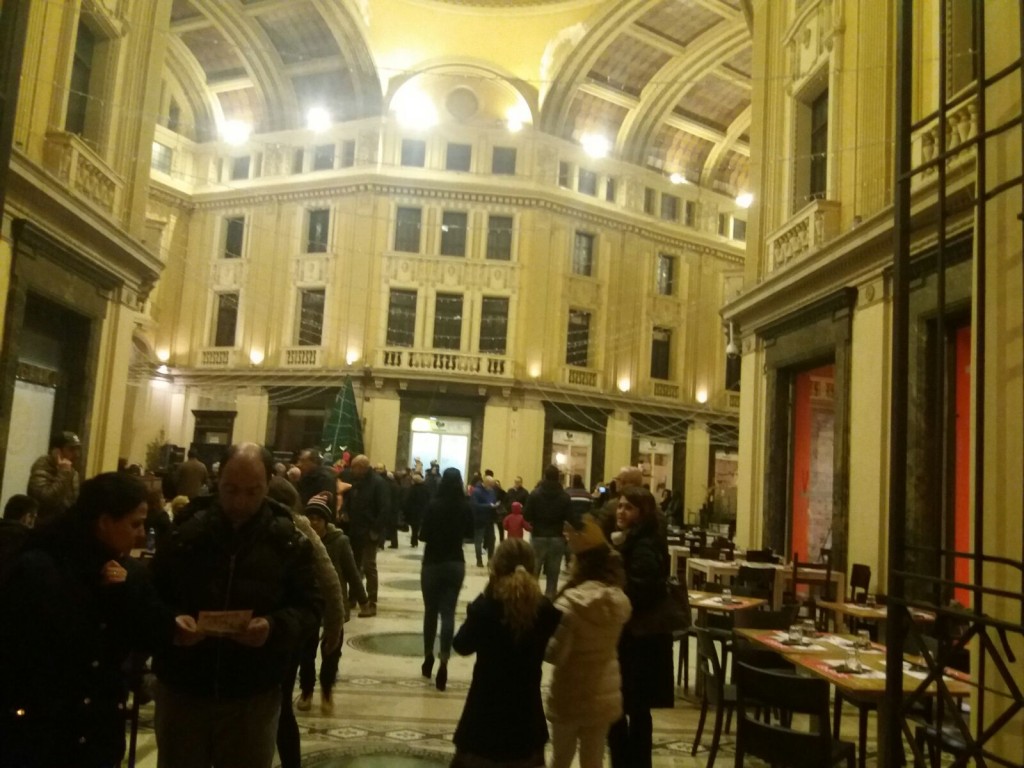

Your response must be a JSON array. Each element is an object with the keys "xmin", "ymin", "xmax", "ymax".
[
  {"xmin": 695, "ymin": 388, "xmax": 708, "ymax": 404},
  {"xmin": 617, "ymin": 377, "xmax": 631, "ymax": 393},
  {"xmin": 528, "ymin": 363, "xmax": 541, "ymax": 378},
  {"xmin": 155, "ymin": 348, "xmax": 170, "ymax": 363},
  {"xmin": 249, "ymin": 350, "xmax": 264, "ymax": 366},
  {"xmin": 346, "ymin": 349, "xmax": 360, "ymax": 366}
]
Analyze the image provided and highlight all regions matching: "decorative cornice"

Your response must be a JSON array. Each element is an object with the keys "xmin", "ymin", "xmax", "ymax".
[{"xmin": 176, "ymin": 177, "xmax": 745, "ymax": 265}]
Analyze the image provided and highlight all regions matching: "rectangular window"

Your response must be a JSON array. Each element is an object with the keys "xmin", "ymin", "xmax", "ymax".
[
  {"xmin": 394, "ymin": 207, "xmax": 422, "ymax": 253},
  {"xmin": 479, "ymin": 297, "xmax": 509, "ymax": 354},
  {"xmin": 433, "ymin": 293, "xmax": 463, "ymax": 350},
  {"xmin": 558, "ymin": 161, "xmax": 572, "ymax": 188},
  {"xmin": 446, "ymin": 143, "xmax": 472, "ymax": 172},
  {"xmin": 223, "ymin": 216, "xmax": 245, "ymax": 259},
  {"xmin": 661, "ymin": 193, "xmax": 679, "ymax": 221},
  {"xmin": 578, "ymin": 169, "xmax": 598, "ymax": 196},
  {"xmin": 684, "ymin": 200, "xmax": 697, "ymax": 226},
  {"xmin": 340, "ymin": 140, "xmax": 356, "ymax": 168},
  {"xmin": 718, "ymin": 213, "xmax": 730, "ymax": 236},
  {"xmin": 230, "ymin": 156, "xmax": 251, "ymax": 180},
  {"xmin": 486, "ymin": 215, "xmax": 513, "ymax": 261},
  {"xmin": 66, "ymin": 22, "xmax": 96, "ymax": 136},
  {"xmin": 732, "ymin": 218, "xmax": 747, "ymax": 242},
  {"xmin": 306, "ymin": 209, "xmax": 330, "ymax": 253},
  {"xmin": 401, "ymin": 138, "xmax": 427, "ymax": 167},
  {"xmin": 292, "ymin": 149, "xmax": 304, "ymax": 174},
  {"xmin": 297, "ymin": 288, "xmax": 325, "ymax": 346},
  {"xmin": 644, "ymin": 187, "xmax": 657, "ymax": 215},
  {"xmin": 572, "ymin": 232, "xmax": 595, "ymax": 277},
  {"xmin": 566, "ymin": 310, "xmax": 591, "ymax": 368},
  {"xmin": 656, "ymin": 254, "xmax": 675, "ymax": 296},
  {"xmin": 492, "ymin": 146, "xmax": 517, "ymax": 175},
  {"xmin": 313, "ymin": 144, "xmax": 334, "ymax": 171},
  {"xmin": 605, "ymin": 177, "xmax": 617, "ymax": 203},
  {"xmin": 213, "ymin": 293, "xmax": 239, "ymax": 348},
  {"xmin": 167, "ymin": 99, "xmax": 181, "ymax": 133},
  {"xmin": 386, "ymin": 289, "xmax": 417, "ymax": 347},
  {"xmin": 440, "ymin": 211, "xmax": 468, "ymax": 257},
  {"xmin": 650, "ymin": 327, "xmax": 671, "ymax": 380},
  {"xmin": 151, "ymin": 142, "xmax": 173, "ymax": 174},
  {"xmin": 809, "ymin": 89, "xmax": 829, "ymax": 200}
]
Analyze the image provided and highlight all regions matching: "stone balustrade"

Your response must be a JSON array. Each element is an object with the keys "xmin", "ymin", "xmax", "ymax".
[
  {"xmin": 378, "ymin": 348, "xmax": 510, "ymax": 377},
  {"xmin": 912, "ymin": 94, "xmax": 977, "ymax": 190},
  {"xmin": 44, "ymin": 132, "xmax": 124, "ymax": 217},
  {"xmin": 766, "ymin": 198, "xmax": 841, "ymax": 272},
  {"xmin": 283, "ymin": 347, "xmax": 322, "ymax": 367},
  {"xmin": 199, "ymin": 349, "xmax": 234, "ymax": 368},
  {"xmin": 562, "ymin": 366, "xmax": 602, "ymax": 389}
]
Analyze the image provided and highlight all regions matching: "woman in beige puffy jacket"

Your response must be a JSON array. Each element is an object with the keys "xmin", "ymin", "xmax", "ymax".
[{"xmin": 545, "ymin": 516, "xmax": 632, "ymax": 768}]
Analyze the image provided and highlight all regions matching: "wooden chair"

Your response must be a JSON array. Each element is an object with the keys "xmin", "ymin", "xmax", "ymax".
[
  {"xmin": 848, "ymin": 563, "xmax": 871, "ymax": 603},
  {"xmin": 788, "ymin": 554, "xmax": 834, "ymax": 630},
  {"xmin": 734, "ymin": 662, "xmax": 856, "ymax": 768},
  {"xmin": 731, "ymin": 606, "xmax": 799, "ymax": 676},
  {"xmin": 735, "ymin": 565, "xmax": 775, "ymax": 601},
  {"xmin": 692, "ymin": 628, "xmax": 737, "ymax": 768},
  {"xmin": 743, "ymin": 548, "xmax": 775, "ymax": 563}
]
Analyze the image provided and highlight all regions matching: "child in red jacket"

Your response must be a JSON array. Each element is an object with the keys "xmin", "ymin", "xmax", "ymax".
[{"xmin": 503, "ymin": 501, "xmax": 532, "ymax": 539}]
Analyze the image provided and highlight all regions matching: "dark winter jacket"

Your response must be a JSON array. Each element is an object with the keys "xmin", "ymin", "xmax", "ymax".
[
  {"xmin": 321, "ymin": 524, "xmax": 367, "ymax": 614},
  {"xmin": 298, "ymin": 465, "xmax": 337, "ymax": 507},
  {"xmin": 150, "ymin": 497, "xmax": 321, "ymax": 699},
  {"xmin": 614, "ymin": 521, "xmax": 675, "ymax": 710},
  {"xmin": 523, "ymin": 480, "xmax": 575, "ymax": 538},
  {"xmin": 469, "ymin": 483, "xmax": 497, "ymax": 526},
  {"xmin": 341, "ymin": 470, "xmax": 391, "ymax": 539},
  {"xmin": 420, "ymin": 496, "xmax": 472, "ymax": 565},
  {"xmin": 452, "ymin": 594, "xmax": 562, "ymax": 760},
  {"xmin": 0, "ymin": 517, "xmax": 176, "ymax": 768}
]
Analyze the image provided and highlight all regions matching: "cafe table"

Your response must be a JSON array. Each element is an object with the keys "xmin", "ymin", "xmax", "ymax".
[
  {"xmin": 815, "ymin": 599, "xmax": 936, "ymax": 633},
  {"xmin": 687, "ymin": 560, "xmax": 847, "ymax": 611},
  {"xmin": 736, "ymin": 628, "xmax": 972, "ymax": 768},
  {"xmin": 689, "ymin": 590, "xmax": 766, "ymax": 622},
  {"xmin": 667, "ymin": 544, "xmax": 691, "ymax": 577}
]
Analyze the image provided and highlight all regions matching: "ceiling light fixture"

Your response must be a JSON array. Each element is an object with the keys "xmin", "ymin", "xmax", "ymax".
[
  {"xmin": 736, "ymin": 191, "xmax": 754, "ymax": 209},
  {"xmin": 306, "ymin": 106, "xmax": 331, "ymax": 133},
  {"xmin": 221, "ymin": 119, "xmax": 252, "ymax": 146},
  {"xmin": 394, "ymin": 90, "xmax": 438, "ymax": 131},
  {"xmin": 580, "ymin": 133, "xmax": 611, "ymax": 159}
]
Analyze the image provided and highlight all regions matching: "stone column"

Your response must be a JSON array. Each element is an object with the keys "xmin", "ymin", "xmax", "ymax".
[
  {"xmin": 603, "ymin": 410, "xmax": 633, "ymax": 484},
  {"xmin": 684, "ymin": 421, "xmax": 711, "ymax": 525}
]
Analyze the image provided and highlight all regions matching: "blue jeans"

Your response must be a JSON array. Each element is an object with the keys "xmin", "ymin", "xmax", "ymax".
[
  {"xmin": 421, "ymin": 561, "xmax": 465, "ymax": 661},
  {"xmin": 532, "ymin": 536, "xmax": 565, "ymax": 598}
]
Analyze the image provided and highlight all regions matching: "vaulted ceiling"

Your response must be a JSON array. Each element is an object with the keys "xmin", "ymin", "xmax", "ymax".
[{"xmin": 164, "ymin": 0, "xmax": 752, "ymax": 194}]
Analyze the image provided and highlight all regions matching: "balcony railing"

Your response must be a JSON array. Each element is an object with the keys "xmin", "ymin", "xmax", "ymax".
[
  {"xmin": 649, "ymin": 380, "xmax": 680, "ymax": 399},
  {"xmin": 911, "ymin": 93, "xmax": 977, "ymax": 192},
  {"xmin": 377, "ymin": 348, "xmax": 511, "ymax": 377},
  {"xmin": 283, "ymin": 347, "xmax": 322, "ymax": 368},
  {"xmin": 198, "ymin": 348, "xmax": 235, "ymax": 368},
  {"xmin": 562, "ymin": 366, "xmax": 602, "ymax": 389},
  {"xmin": 43, "ymin": 132, "xmax": 124, "ymax": 216},
  {"xmin": 766, "ymin": 198, "xmax": 841, "ymax": 273}
]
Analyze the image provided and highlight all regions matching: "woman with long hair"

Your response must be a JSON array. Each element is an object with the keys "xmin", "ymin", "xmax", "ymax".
[
  {"xmin": 607, "ymin": 486, "xmax": 674, "ymax": 768},
  {"xmin": 0, "ymin": 472, "xmax": 195, "ymax": 768},
  {"xmin": 450, "ymin": 538, "xmax": 562, "ymax": 767},
  {"xmin": 419, "ymin": 466, "xmax": 472, "ymax": 691}
]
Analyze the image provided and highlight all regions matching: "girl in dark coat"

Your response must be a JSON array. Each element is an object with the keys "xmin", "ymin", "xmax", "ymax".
[
  {"xmin": 607, "ymin": 486, "xmax": 674, "ymax": 768},
  {"xmin": 0, "ymin": 472, "xmax": 190, "ymax": 768},
  {"xmin": 420, "ymin": 467, "xmax": 473, "ymax": 690},
  {"xmin": 451, "ymin": 538, "xmax": 562, "ymax": 768}
]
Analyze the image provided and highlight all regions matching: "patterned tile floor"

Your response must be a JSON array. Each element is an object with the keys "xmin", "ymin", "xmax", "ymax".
[{"xmin": 130, "ymin": 533, "xmax": 879, "ymax": 767}]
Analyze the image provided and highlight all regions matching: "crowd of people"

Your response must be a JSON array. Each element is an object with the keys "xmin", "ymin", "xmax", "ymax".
[{"xmin": 0, "ymin": 433, "xmax": 679, "ymax": 768}]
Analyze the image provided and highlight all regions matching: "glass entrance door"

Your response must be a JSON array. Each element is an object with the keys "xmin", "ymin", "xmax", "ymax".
[
  {"xmin": 410, "ymin": 416, "xmax": 470, "ymax": 479},
  {"xmin": 551, "ymin": 429, "xmax": 592, "ymax": 489}
]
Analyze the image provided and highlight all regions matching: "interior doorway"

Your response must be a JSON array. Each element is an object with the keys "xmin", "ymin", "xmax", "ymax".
[
  {"xmin": 410, "ymin": 416, "xmax": 470, "ymax": 479},
  {"xmin": 637, "ymin": 438, "xmax": 674, "ymax": 494},
  {"xmin": 789, "ymin": 363, "xmax": 836, "ymax": 564},
  {"xmin": 551, "ymin": 429, "xmax": 592, "ymax": 489}
]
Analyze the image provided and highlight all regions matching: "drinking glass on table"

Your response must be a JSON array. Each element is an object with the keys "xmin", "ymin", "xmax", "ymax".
[
  {"xmin": 722, "ymin": 587, "xmax": 732, "ymax": 602},
  {"xmin": 802, "ymin": 618, "xmax": 817, "ymax": 638},
  {"xmin": 856, "ymin": 630, "xmax": 871, "ymax": 649},
  {"xmin": 845, "ymin": 648, "xmax": 862, "ymax": 672},
  {"xmin": 788, "ymin": 624, "xmax": 803, "ymax": 643}
]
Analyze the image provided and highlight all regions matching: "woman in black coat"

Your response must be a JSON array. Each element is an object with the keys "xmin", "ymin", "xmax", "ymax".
[
  {"xmin": 419, "ymin": 467, "xmax": 473, "ymax": 690},
  {"xmin": 0, "ymin": 472, "xmax": 189, "ymax": 768},
  {"xmin": 607, "ymin": 486, "xmax": 674, "ymax": 768}
]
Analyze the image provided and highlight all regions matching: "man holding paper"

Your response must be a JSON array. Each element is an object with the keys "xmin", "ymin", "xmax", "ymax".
[{"xmin": 151, "ymin": 443, "xmax": 322, "ymax": 768}]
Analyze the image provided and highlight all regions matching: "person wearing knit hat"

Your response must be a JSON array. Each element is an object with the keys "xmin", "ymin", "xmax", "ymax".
[
  {"xmin": 295, "ymin": 492, "xmax": 368, "ymax": 714},
  {"xmin": 545, "ymin": 514, "xmax": 632, "ymax": 768}
]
